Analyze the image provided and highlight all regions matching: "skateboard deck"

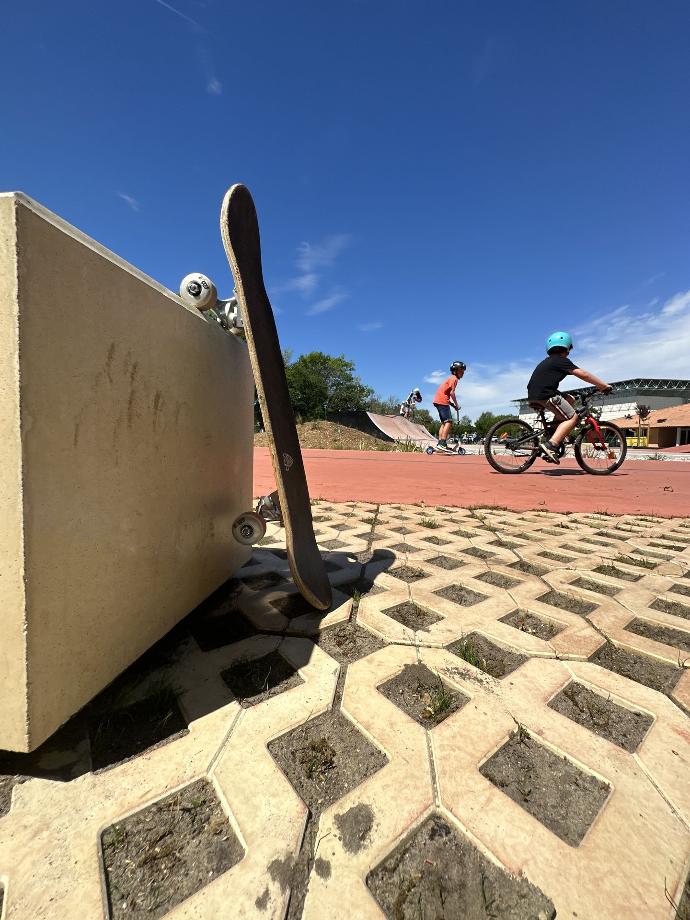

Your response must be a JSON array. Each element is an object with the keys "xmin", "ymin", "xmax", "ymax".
[{"xmin": 220, "ymin": 184, "xmax": 332, "ymax": 611}]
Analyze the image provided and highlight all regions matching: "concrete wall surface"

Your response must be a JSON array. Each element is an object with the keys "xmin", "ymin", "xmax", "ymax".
[{"xmin": 0, "ymin": 192, "xmax": 253, "ymax": 752}]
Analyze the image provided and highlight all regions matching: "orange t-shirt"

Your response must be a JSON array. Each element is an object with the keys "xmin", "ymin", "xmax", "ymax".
[{"xmin": 433, "ymin": 375, "xmax": 458, "ymax": 406}]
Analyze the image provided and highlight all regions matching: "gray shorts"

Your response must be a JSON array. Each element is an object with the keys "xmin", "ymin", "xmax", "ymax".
[{"xmin": 529, "ymin": 394, "xmax": 576, "ymax": 421}]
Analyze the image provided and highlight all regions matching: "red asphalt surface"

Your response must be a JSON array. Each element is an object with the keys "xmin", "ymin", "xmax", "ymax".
[{"xmin": 254, "ymin": 448, "xmax": 690, "ymax": 518}]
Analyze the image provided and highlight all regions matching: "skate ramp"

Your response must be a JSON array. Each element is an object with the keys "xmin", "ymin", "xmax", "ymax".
[{"xmin": 328, "ymin": 411, "xmax": 436, "ymax": 448}]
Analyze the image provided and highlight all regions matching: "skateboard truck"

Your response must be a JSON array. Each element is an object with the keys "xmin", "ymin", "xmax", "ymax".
[
  {"xmin": 231, "ymin": 492, "xmax": 283, "ymax": 546},
  {"xmin": 179, "ymin": 272, "xmax": 244, "ymax": 335}
]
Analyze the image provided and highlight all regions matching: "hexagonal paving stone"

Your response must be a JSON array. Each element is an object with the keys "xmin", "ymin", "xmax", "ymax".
[
  {"xmin": 377, "ymin": 663, "xmax": 469, "ymax": 726},
  {"xmin": 101, "ymin": 778, "xmax": 244, "ymax": 920},
  {"xmin": 267, "ymin": 711, "xmax": 388, "ymax": 814},
  {"xmin": 548, "ymin": 682, "xmax": 653, "ymax": 752},
  {"xmin": 221, "ymin": 650, "xmax": 303, "ymax": 707},
  {"xmin": 480, "ymin": 729, "xmax": 610, "ymax": 847},
  {"xmin": 366, "ymin": 814, "xmax": 555, "ymax": 919}
]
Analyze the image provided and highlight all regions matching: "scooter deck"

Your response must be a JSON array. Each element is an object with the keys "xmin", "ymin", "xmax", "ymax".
[{"xmin": 220, "ymin": 184, "xmax": 331, "ymax": 611}]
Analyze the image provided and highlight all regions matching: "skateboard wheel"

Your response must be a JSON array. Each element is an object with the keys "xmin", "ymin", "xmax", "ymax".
[
  {"xmin": 232, "ymin": 512, "xmax": 266, "ymax": 545},
  {"xmin": 179, "ymin": 273, "xmax": 218, "ymax": 311},
  {"xmin": 426, "ymin": 446, "xmax": 434, "ymax": 455}
]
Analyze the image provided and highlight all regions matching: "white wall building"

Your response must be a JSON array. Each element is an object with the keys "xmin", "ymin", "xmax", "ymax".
[{"xmin": 512, "ymin": 378, "xmax": 690, "ymax": 426}]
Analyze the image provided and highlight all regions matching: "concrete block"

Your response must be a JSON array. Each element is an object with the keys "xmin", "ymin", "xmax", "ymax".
[{"xmin": 0, "ymin": 192, "xmax": 254, "ymax": 752}]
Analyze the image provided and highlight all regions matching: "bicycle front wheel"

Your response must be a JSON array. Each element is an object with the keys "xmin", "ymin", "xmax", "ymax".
[
  {"xmin": 574, "ymin": 422, "xmax": 627, "ymax": 475},
  {"xmin": 484, "ymin": 418, "xmax": 539, "ymax": 473}
]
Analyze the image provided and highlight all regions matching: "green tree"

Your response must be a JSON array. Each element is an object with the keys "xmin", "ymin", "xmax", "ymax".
[
  {"xmin": 285, "ymin": 352, "xmax": 374, "ymax": 420},
  {"xmin": 455, "ymin": 414, "xmax": 474, "ymax": 435},
  {"xmin": 473, "ymin": 411, "xmax": 505, "ymax": 437},
  {"xmin": 367, "ymin": 393, "xmax": 402, "ymax": 414}
]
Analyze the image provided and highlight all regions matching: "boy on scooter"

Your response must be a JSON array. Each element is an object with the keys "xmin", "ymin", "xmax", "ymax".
[{"xmin": 433, "ymin": 362, "xmax": 466, "ymax": 450}]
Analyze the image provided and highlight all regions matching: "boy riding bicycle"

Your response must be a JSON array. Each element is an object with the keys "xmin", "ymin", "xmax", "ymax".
[
  {"xmin": 433, "ymin": 361, "xmax": 466, "ymax": 449},
  {"xmin": 527, "ymin": 332, "xmax": 612, "ymax": 464}
]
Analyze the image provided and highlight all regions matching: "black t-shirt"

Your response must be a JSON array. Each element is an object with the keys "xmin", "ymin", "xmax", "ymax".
[{"xmin": 527, "ymin": 354, "xmax": 579, "ymax": 401}]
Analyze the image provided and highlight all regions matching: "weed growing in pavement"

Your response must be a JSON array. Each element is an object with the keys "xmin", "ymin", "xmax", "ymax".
[
  {"xmin": 453, "ymin": 638, "xmax": 486, "ymax": 670},
  {"xmin": 419, "ymin": 517, "xmax": 440, "ymax": 529},
  {"xmin": 421, "ymin": 680, "xmax": 454, "ymax": 722},
  {"xmin": 614, "ymin": 554, "xmax": 656, "ymax": 570},
  {"xmin": 301, "ymin": 738, "xmax": 336, "ymax": 780}
]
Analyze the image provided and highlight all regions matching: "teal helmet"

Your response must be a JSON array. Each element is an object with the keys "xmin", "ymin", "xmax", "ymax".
[{"xmin": 546, "ymin": 331, "xmax": 573, "ymax": 354}]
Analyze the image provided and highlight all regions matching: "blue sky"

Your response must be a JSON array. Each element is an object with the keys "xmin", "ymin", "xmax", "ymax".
[{"xmin": 2, "ymin": 0, "xmax": 689, "ymax": 417}]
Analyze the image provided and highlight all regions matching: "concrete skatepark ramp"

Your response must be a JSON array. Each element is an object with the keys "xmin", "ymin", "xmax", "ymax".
[{"xmin": 328, "ymin": 411, "xmax": 437, "ymax": 448}]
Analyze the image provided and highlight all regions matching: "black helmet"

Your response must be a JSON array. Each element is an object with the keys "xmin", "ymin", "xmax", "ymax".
[{"xmin": 450, "ymin": 361, "xmax": 466, "ymax": 373}]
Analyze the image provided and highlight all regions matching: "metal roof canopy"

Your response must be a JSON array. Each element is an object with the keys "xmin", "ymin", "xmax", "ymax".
[{"xmin": 513, "ymin": 378, "xmax": 690, "ymax": 405}]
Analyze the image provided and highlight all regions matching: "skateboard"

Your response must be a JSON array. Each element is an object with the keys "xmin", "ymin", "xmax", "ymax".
[{"xmin": 179, "ymin": 185, "xmax": 332, "ymax": 611}]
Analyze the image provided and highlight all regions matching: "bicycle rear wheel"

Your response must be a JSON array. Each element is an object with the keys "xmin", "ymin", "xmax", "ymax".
[
  {"xmin": 574, "ymin": 422, "xmax": 627, "ymax": 474},
  {"xmin": 484, "ymin": 418, "xmax": 539, "ymax": 473}
]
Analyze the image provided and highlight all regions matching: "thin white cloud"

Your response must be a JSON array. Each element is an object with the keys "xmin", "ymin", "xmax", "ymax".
[
  {"xmin": 297, "ymin": 234, "xmax": 351, "ymax": 273},
  {"xmin": 306, "ymin": 290, "xmax": 348, "ymax": 316},
  {"xmin": 357, "ymin": 322, "xmax": 383, "ymax": 332},
  {"xmin": 422, "ymin": 289, "xmax": 690, "ymax": 419},
  {"xmin": 206, "ymin": 77, "xmax": 222, "ymax": 95},
  {"xmin": 152, "ymin": 0, "xmax": 203, "ymax": 31},
  {"xmin": 117, "ymin": 192, "xmax": 140, "ymax": 212},
  {"xmin": 643, "ymin": 271, "xmax": 666, "ymax": 287},
  {"xmin": 271, "ymin": 273, "xmax": 318, "ymax": 297}
]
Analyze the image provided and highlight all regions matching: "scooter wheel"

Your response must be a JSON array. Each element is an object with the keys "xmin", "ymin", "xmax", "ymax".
[
  {"xmin": 459, "ymin": 447, "xmax": 467, "ymax": 455},
  {"xmin": 426, "ymin": 446, "xmax": 435, "ymax": 455},
  {"xmin": 232, "ymin": 512, "xmax": 267, "ymax": 545}
]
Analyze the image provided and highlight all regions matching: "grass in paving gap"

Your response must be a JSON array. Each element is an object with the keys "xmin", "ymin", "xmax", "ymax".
[
  {"xmin": 447, "ymin": 634, "xmax": 527, "ymax": 678},
  {"xmin": 549, "ymin": 682, "xmax": 653, "ymax": 752},
  {"xmin": 377, "ymin": 664, "xmax": 468, "ymax": 726}
]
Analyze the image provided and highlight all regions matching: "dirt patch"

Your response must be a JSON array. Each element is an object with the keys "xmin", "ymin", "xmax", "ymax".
[
  {"xmin": 624, "ymin": 619, "xmax": 690, "ymax": 656},
  {"xmin": 389, "ymin": 542, "xmax": 418, "ymax": 554},
  {"xmin": 267, "ymin": 711, "xmax": 387, "ymax": 814},
  {"xmin": 271, "ymin": 594, "xmax": 329, "ymax": 619},
  {"xmin": 390, "ymin": 565, "xmax": 429, "ymax": 583},
  {"xmin": 101, "ymin": 778, "xmax": 244, "ymax": 920},
  {"xmin": 500, "ymin": 610, "xmax": 564, "ymax": 641},
  {"xmin": 537, "ymin": 589, "xmax": 597, "ymax": 616},
  {"xmin": 538, "ymin": 551, "xmax": 578, "ymax": 563},
  {"xmin": 320, "ymin": 538, "xmax": 347, "ymax": 550},
  {"xmin": 509, "ymin": 559, "xmax": 549, "ymax": 577},
  {"xmin": 338, "ymin": 577, "xmax": 386, "ymax": 600},
  {"xmin": 650, "ymin": 541, "xmax": 686, "ymax": 552},
  {"xmin": 589, "ymin": 642, "xmax": 683, "ymax": 695},
  {"xmin": 190, "ymin": 611, "xmax": 257, "ymax": 651},
  {"xmin": 419, "ymin": 534, "xmax": 451, "ymax": 546},
  {"xmin": 334, "ymin": 803, "xmax": 375, "ymax": 853},
  {"xmin": 462, "ymin": 546, "xmax": 497, "ymax": 560},
  {"xmin": 447, "ymin": 634, "xmax": 527, "ymax": 678},
  {"xmin": 434, "ymin": 584, "xmax": 488, "ymax": 606},
  {"xmin": 89, "ymin": 683, "xmax": 188, "ymax": 773},
  {"xmin": 569, "ymin": 577, "xmax": 620, "ymax": 597},
  {"xmin": 426, "ymin": 554, "xmax": 466, "ymax": 570},
  {"xmin": 382, "ymin": 601, "xmax": 443, "ymax": 631},
  {"xmin": 318, "ymin": 622, "xmax": 387, "ymax": 663},
  {"xmin": 549, "ymin": 682, "xmax": 653, "ymax": 752},
  {"xmin": 221, "ymin": 651, "xmax": 303, "ymax": 707},
  {"xmin": 650, "ymin": 597, "xmax": 690, "ymax": 620},
  {"xmin": 378, "ymin": 663, "xmax": 469, "ymax": 726},
  {"xmin": 366, "ymin": 813, "xmax": 555, "ymax": 919},
  {"xmin": 475, "ymin": 571, "xmax": 522, "ymax": 589},
  {"xmin": 242, "ymin": 572, "xmax": 288, "ymax": 592},
  {"xmin": 593, "ymin": 564, "xmax": 642, "ymax": 583},
  {"xmin": 255, "ymin": 420, "xmax": 397, "ymax": 451},
  {"xmin": 480, "ymin": 729, "xmax": 609, "ymax": 847},
  {"xmin": 613, "ymin": 554, "xmax": 657, "ymax": 570},
  {"xmin": 671, "ymin": 582, "xmax": 690, "ymax": 598}
]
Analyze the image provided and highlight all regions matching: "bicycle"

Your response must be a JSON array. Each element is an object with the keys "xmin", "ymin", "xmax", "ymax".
[{"xmin": 483, "ymin": 391, "xmax": 627, "ymax": 475}]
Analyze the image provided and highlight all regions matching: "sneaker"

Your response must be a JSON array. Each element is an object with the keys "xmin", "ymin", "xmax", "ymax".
[
  {"xmin": 436, "ymin": 440, "xmax": 448, "ymax": 448},
  {"xmin": 540, "ymin": 438, "xmax": 560, "ymax": 464}
]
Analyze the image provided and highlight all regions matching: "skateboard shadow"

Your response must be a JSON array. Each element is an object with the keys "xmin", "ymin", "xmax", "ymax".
[{"xmin": 0, "ymin": 549, "xmax": 396, "ymax": 788}]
